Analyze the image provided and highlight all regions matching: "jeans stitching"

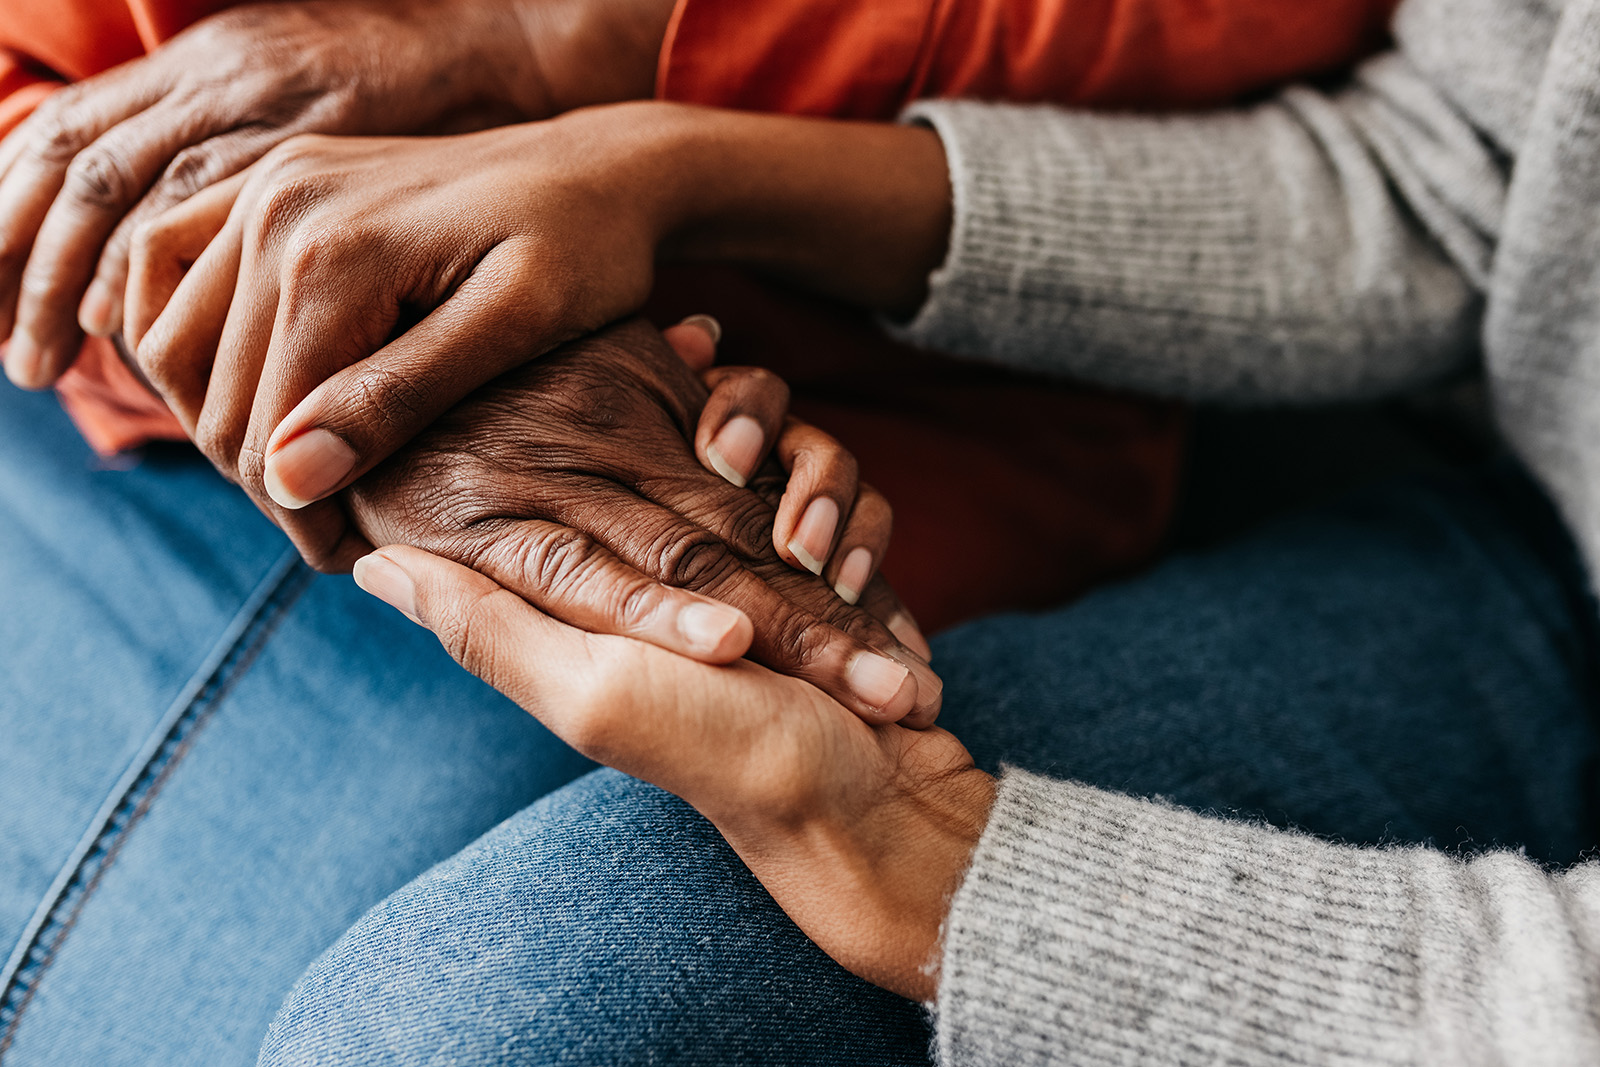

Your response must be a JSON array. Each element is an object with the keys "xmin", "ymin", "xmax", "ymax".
[{"xmin": 0, "ymin": 551, "xmax": 313, "ymax": 1058}]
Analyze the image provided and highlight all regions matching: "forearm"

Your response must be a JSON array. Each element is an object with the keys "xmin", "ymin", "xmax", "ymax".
[
  {"xmin": 634, "ymin": 41, "xmax": 1501, "ymax": 404},
  {"xmin": 891, "ymin": 58, "xmax": 1500, "ymax": 402},
  {"xmin": 942, "ymin": 770, "xmax": 1600, "ymax": 1064},
  {"xmin": 644, "ymin": 105, "xmax": 953, "ymax": 319}
]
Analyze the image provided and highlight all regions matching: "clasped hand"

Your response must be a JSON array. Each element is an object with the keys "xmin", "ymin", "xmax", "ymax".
[{"xmin": 50, "ymin": 67, "xmax": 992, "ymax": 1000}]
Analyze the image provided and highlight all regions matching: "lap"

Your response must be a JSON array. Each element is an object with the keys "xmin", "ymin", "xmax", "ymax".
[
  {"xmin": 261, "ymin": 462, "xmax": 1600, "ymax": 1064},
  {"xmin": 941, "ymin": 462, "xmax": 1600, "ymax": 862},
  {"xmin": 0, "ymin": 388, "xmax": 592, "ymax": 1065}
]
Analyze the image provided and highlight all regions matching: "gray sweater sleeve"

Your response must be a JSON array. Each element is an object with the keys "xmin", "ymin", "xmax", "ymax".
[
  {"xmin": 938, "ymin": 770, "xmax": 1600, "ymax": 1066},
  {"xmin": 892, "ymin": 53, "xmax": 1508, "ymax": 404}
]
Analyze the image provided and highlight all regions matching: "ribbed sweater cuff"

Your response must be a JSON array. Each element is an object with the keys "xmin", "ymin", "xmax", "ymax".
[
  {"xmin": 936, "ymin": 769, "xmax": 1433, "ymax": 1066},
  {"xmin": 887, "ymin": 99, "xmax": 1272, "ymax": 386},
  {"xmin": 887, "ymin": 96, "xmax": 1480, "ymax": 402}
]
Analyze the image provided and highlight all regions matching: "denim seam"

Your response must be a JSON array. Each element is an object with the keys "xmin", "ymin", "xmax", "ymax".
[{"xmin": 0, "ymin": 550, "xmax": 313, "ymax": 1059}]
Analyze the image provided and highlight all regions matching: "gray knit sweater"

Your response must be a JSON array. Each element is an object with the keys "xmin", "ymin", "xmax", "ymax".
[{"xmin": 896, "ymin": 1, "xmax": 1600, "ymax": 1062}]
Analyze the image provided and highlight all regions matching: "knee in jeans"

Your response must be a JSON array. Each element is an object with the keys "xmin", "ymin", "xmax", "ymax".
[{"xmin": 259, "ymin": 769, "xmax": 930, "ymax": 1066}]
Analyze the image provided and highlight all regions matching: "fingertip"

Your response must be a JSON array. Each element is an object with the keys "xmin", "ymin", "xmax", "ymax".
[
  {"xmin": 352, "ymin": 550, "xmax": 422, "ymax": 625},
  {"xmin": 704, "ymin": 413, "xmax": 764, "ymax": 489},
  {"xmin": 677, "ymin": 599, "xmax": 753, "ymax": 662},
  {"xmin": 847, "ymin": 650, "xmax": 915, "ymax": 720},
  {"xmin": 4, "ymin": 329, "xmax": 51, "ymax": 390},
  {"xmin": 832, "ymin": 546, "xmax": 875, "ymax": 605},
  {"xmin": 786, "ymin": 496, "xmax": 839, "ymax": 577},
  {"xmin": 885, "ymin": 644, "xmax": 943, "ymax": 723},
  {"xmin": 681, "ymin": 313, "xmax": 722, "ymax": 346},
  {"xmin": 264, "ymin": 428, "xmax": 357, "ymax": 510},
  {"xmin": 78, "ymin": 279, "xmax": 118, "ymax": 338},
  {"xmin": 663, "ymin": 314, "xmax": 721, "ymax": 372},
  {"xmin": 888, "ymin": 611, "xmax": 933, "ymax": 662}
]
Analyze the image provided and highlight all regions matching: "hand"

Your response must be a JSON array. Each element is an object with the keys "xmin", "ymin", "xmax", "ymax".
[
  {"xmin": 354, "ymin": 541, "xmax": 995, "ymax": 1001},
  {"xmin": 344, "ymin": 317, "xmax": 942, "ymax": 727},
  {"xmin": 667, "ymin": 314, "xmax": 918, "ymax": 650},
  {"xmin": 126, "ymin": 106, "xmax": 681, "ymax": 566},
  {"xmin": 0, "ymin": 0, "xmax": 674, "ymax": 388}
]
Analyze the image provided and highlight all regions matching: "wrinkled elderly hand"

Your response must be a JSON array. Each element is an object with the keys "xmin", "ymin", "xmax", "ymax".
[
  {"xmin": 355, "ymin": 541, "xmax": 992, "ymax": 1001},
  {"xmin": 0, "ymin": 0, "xmax": 673, "ymax": 388},
  {"xmin": 346, "ymin": 317, "xmax": 941, "ymax": 727}
]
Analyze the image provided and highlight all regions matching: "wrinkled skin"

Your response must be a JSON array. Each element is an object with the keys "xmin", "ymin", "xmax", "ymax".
[
  {"xmin": 0, "ymin": 0, "xmax": 672, "ymax": 386},
  {"xmin": 346, "ymin": 318, "xmax": 942, "ymax": 728}
]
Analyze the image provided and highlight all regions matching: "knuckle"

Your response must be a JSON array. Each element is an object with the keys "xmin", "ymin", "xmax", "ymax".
[
  {"xmin": 136, "ymin": 335, "xmax": 181, "ymax": 391},
  {"xmin": 649, "ymin": 528, "xmax": 735, "ymax": 590},
  {"xmin": 720, "ymin": 494, "xmax": 777, "ymax": 558},
  {"xmin": 437, "ymin": 585, "xmax": 514, "ymax": 680},
  {"xmin": 348, "ymin": 363, "xmax": 433, "ymax": 436},
  {"xmin": 808, "ymin": 435, "xmax": 858, "ymax": 487},
  {"xmin": 253, "ymin": 175, "xmax": 326, "ymax": 245},
  {"xmin": 855, "ymin": 484, "xmax": 893, "ymax": 532},
  {"xmin": 28, "ymin": 99, "xmax": 89, "ymax": 163},
  {"xmin": 380, "ymin": 457, "xmax": 507, "ymax": 537},
  {"xmin": 741, "ymin": 366, "xmax": 789, "ymax": 405},
  {"xmin": 128, "ymin": 216, "xmax": 168, "ymax": 267},
  {"xmin": 262, "ymin": 133, "xmax": 330, "ymax": 174},
  {"xmin": 236, "ymin": 445, "xmax": 267, "ymax": 494},
  {"xmin": 159, "ymin": 144, "xmax": 224, "ymax": 201},
  {"xmin": 63, "ymin": 147, "xmax": 137, "ymax": 210},
  {"xmin": 495, "ymin": 525, "xmax": 605, "ymax": 603},
  {"xmin": 191, "ymin": 417, "xmax": 241, "ymax": 474},
  {"xmin": 766, "ymin": 609, "xmax": 834, "ymax": 672},
  {"xmin": 279, "ymin": 221, "xmax": 346, "ymax": 278},
  {"xmin": 614, "ymin": 579, "xmax": 666, "ymax": 633}
]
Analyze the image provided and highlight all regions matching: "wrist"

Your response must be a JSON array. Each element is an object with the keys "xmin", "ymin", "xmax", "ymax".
[
  {"xmin": 717, "ymin": 758, "xmax": 997, "ymax": 1002},
  {"xmin": 652, "ymin": 111, "xmax": 953, "ymax": 316}
]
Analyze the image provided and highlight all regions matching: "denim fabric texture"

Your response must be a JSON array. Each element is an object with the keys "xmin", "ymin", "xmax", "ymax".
[
  {"xmin": 0, "ymin": 384, "xmax": 594, "ymax": 1065},
  {"xmin": 259, "ymin": 463, "xmax": 1600, "ymax": 1066}
]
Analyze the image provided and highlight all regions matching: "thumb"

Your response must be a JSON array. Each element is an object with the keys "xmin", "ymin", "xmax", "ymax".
[
  {"xmin": 353, "ymin": 544, "xmax": 695, "ymax": 780},
  {"xmin": 353, "ymin": 545, "xmax": 601, "ymax": 714}
]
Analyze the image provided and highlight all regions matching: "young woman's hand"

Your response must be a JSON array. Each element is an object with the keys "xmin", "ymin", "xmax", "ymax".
[
  {"xmin": 0, "ymin": 0, "xmax": 673, "ymax": 388},
  {"xmin": 352, "ymin": 541, "xmax": 994, "ymax": 1002},
  {"xmin": 123, "ymin": 107, "xmax": 685, "ymax": 560}
]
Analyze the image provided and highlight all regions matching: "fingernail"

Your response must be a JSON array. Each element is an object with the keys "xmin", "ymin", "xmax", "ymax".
[
  {"xmin": 681, "ymin": 313, "xmax": 722, "ymax": 345},
  {"xmin": 264, "ymin": 429, "xmax": 357, "ymax": 510},
  {"xmin": 705, "ymin": 414, "xmax": 764, "ymax": 489},
  {"xmin": 677, "ymin": 600, "xmax": 745, "ymax": 657},
  {"xmin": 848, "ymin": 651, "xmax": 911, "ymax": 711},
  {"xmin": 886, "ymin": 644, "xmax": 943, "ymax": 710},
  {"xmin": 833, "ymin": 546, "xmax": 874, "ymax": 604},
  {"xmin": 888, "ymin": 611, "xmax": 933, "ymax": 662},
  {"xmin": 79, "ymin": 280, "xmax": 116, "ymax": 337},
  {"xmin": 353, "ymin": 553, "xmax": 420, "ymax": 624},
  {"xmin": 787, "ymin": 496, "xmax": 839, "ymax": 576},
  {"xmin": 4, "ymin": 330, "xmax": 42, "ymax": 390}
]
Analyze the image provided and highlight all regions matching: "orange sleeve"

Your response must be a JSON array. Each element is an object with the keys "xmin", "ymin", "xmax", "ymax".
[
  {"xmin": 0, "ymin": 0, "xmax": 226, "ymax": 455},
  {"xmin": 16, "ymin": 0, "xmax": 1401, "ymax": 456},
  {"xmin": 658, "ymin": 0, "xmax": 1400, "ymax": 117}
]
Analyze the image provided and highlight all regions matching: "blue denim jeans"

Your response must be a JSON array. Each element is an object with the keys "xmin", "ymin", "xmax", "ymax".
[
  {"xmin": 4, "ymin": 371, "xmax": 1598, "ymax": 1064},
  {"xmin": 0, "ymin": 385, "xmax": 594, "ymax": 1064},
  {"xmin": 258, "ymin": 455, "xmax": 1600, "ymax": 1064}
]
